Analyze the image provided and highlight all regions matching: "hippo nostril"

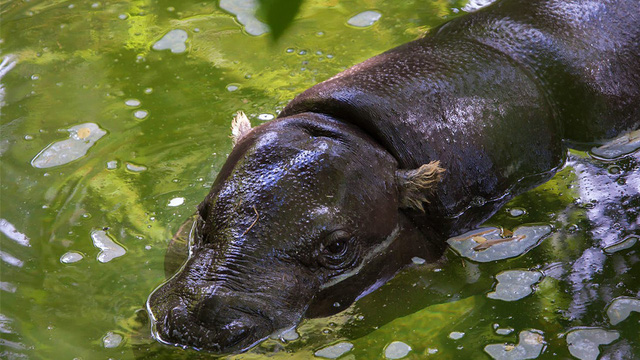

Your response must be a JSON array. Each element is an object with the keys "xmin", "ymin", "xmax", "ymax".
[{"xmin": 221, "ymin": 319, "xmax": 252, "ymax": 347}]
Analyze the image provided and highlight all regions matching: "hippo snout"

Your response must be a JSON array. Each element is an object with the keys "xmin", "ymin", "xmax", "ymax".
[{"xmin": 148, "ymin": 287, "xmax": 274, "ymax": 353}]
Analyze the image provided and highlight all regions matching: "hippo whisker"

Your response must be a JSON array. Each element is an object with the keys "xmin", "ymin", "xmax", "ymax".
[{"xmin": 242, "ymin": 206, "xmax": 260, "ymax": 236}]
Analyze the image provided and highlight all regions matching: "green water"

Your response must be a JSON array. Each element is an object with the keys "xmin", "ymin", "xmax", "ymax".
[{"xmin": 1, "ymin": 1, "xmax": 638, "ymax": 359}]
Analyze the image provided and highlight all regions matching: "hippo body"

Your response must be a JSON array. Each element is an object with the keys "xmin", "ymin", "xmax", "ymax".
[{"xmin": 148, "ymin": 0, "xmax": 640, "ymax": 354}]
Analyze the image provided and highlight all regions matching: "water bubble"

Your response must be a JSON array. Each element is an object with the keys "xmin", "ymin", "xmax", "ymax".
[
  {"xmin": 258, "ymin": 113, "xmax": 274, "ymax": 121},
  {"xmin": 449, "ymin": 332, "xmax": 465, "ymax": 340},
  {"xmin": 24, "ymin": 135, "xmax": 33, "ymax": 140},
  {"xmin": 133, "ymin": 110, "xmax": 148, "ymax": 119},
  {"xmin": 91, "ymin": 2, "xmax": 100, "ymax": 9},
  {"xmin": 496, "ymin": 327, "xmax": 514, "ymax": 335},
  {"xmin": 347, "ymin": 11, "xmax": 382, "ymax": 27},
  {"xmin": 314, "ymin": 342, "xmax": 353, "ymax": 359},
  {"xmin": 125, "ymin": 162, "xmax": 147, "ymax": 172},
  {"xmin": 411, "ymin": 257, "xmax": 425, "ymax": 265},
  {"xmin": 106, "ymin": 160, "xmax": 118, "ymax": 170},
  {"xmin": 168, "ymin": 197, "xmax": 185, "ymax": 207},
  {"xmin": 226, "ymin": 84, "xmax": 239, "ymax": 92},
  {"xmin": 31, "ymin": 74, "xmax": 40, "ymax": 80},
  {"xmin": 125, "ymin": 99, "xmax": 141, "ymax": 107},
  {"xmin": 118, "ymin": 13, "xmax": 128, "ymax": 20},
  {"xmin": 144, "ymin": 87, "xmax": 153, "ymax": 94},
  {"xmin": 102, "ymin": 331, "xmax": 123, "ymax": 348},
  {"xmin": 60, "ymin": 251, "xmax": 83, "ymax": 264},
  {"xmin": 508, "ymin": 208, "xmax": 526, "ymax": 217},
  {"xmin": 384, "ymin": 341, "xmax": 411, "ymax": 359},
  {"xmin": 286, "ymin": 48, "xmax": 294, "ymax": 53}
]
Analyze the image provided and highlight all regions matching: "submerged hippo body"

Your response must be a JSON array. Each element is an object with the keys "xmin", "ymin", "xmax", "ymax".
[{"xmin": 148, "ymin": 0, "xmax": 640, "ymax": 353}]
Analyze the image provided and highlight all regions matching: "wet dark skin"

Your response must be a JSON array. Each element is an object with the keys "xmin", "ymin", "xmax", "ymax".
[{"xmin": 147, "ymin": 0, "xmax": 639, "ymax": 354}]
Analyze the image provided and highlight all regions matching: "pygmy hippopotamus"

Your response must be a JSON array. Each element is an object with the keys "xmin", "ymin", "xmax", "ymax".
[{"xmin": 147, "ymin": 0, "xmax": 640, "ymax": 354}]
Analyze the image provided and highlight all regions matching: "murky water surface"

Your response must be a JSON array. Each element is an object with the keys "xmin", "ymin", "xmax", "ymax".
[{"xmin": 1, "ymin": 0, "xmax": 638, "ymax": 359}]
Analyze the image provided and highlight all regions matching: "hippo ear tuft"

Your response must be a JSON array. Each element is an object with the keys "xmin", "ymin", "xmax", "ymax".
[
  {"xmin": 396, "ymin": 161, "xmax": 445, "ymax": 212},
  {"xmin": 231, "ymin": 111, "xmax": 252, "ymax": 146}
]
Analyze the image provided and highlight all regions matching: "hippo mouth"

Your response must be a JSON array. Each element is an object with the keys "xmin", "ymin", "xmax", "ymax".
[{"xmin": 147, "ymin": 290, "xmax": 277, "ymax": 354}]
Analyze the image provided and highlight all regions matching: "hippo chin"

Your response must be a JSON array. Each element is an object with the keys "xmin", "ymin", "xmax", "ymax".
[{"xmin": 148, "ymin": 0, "xmax": 639, "ymax": 354}]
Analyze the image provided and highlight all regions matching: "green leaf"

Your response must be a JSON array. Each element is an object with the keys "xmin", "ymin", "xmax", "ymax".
[{"xmin": 257, "ymin": 0, "xmax": 305, "ymax": 41}]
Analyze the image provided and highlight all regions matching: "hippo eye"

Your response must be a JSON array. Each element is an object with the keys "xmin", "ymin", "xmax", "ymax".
[
  {"xmin": 319, "ymin": 231, "xmax": 356, "ymax": 270},
  {"xmin": 326, "ymin": 240, "xmax": 346, "ymax": 255}
]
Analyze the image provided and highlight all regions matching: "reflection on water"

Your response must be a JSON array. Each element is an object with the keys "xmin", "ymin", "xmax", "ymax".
[{"xmin": 0, "ymin": 0, "xmax": 638, "ymax": 359}]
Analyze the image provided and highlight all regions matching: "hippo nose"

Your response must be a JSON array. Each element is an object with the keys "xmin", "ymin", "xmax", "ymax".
[
  {"xmin": 195, "ymin": 296, "xmax": 256, "ymax": 347},
  {"xmin": 151, "ymin": 295, "xmax": 267, "ymax": 353}
]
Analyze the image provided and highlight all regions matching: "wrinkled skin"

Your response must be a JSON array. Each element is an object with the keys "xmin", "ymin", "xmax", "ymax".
[
  {"xmin": 147, "ymin": 115, "xmax": 439, "ymax": 352},
  {"xmin": 147, "ymin": 0, "xmax": 639, "ymax": 354}
]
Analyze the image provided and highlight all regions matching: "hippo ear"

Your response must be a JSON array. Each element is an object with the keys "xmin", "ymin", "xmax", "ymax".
[
  {"xmin": 231, "ymin": 111, "xmax": 252, "ymax": 146},
  {"xmin": 396, "ymin": 161, "xmax": 445, "ymax": 212}
]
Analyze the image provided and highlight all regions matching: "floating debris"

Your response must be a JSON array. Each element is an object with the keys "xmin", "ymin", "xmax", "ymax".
[
  {"xmin": 487, "ymin": 270, "xmax": 543, "ymax": 302},
  {"xmin": 384, "ymin": 341, "xmax": 411, "ymax": 359},
  {"xmin": 447, "ymin": 225, "xmax": 552, "ymax": 262},
  {"xmin": 60, "ymin": 251, "xmax": 83, "ymax": 264},
  {"xmin": 566, "ymin": 328, "xmax": 619, "ymax": 360},
  {"xmin": 606, "ymin": 297, "xmax": 640, "ymax": 326},
  {"xmin": 31, "ymin": 123, "xmax": 106, "ymax": 168},
  {"xmin": 314, "ymin": 341, "xmax": 354, "ymax": 359},
  {"xmin": 219, "ymin": 0, "xmax": 269, "ymax": 36},
  {"xmin": 152, "ymin": 29, "xmax": 188, "ymax": 54},
  {"xmin": 603, "ymin": 235, "xmax": 638, "ymax": 254},
  {"xmin": 347, "ymin": 11, "xmax": 382, "ymax": 27},
  {"xmin": 484, "ymin": 330, "xmax": 545, "ymax": 360},
  {"xmin": 91, "ymin": 230, "xmax": 126, "ymax": 263}
]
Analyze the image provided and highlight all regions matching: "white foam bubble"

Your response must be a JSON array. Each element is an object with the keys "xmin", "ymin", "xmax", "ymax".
[
  {"xmin": 606, "ymin": 296, "xmax": 640, "ymax": 326},
  {"xmin": 168, "ymin": 197, "xmax": 185, "ymax": 207},
  {"xmin": 566, "ymin": 328, "xmax": 619, "ymax": 360},
  {"xmin": 487, "ymin": 270, "xmax": 543, "ymax": 302},
  {"xmin": 91, "ymin": 230, "xmax": 126, "ymax": 263},
  {"xmin": 314, "ymin": 342, "xmax": 354, "ymax": 358},
  {"xmin": 347, "ymin": 11, "xmax": 382, "ymax": 27},
  {"xmin": 219, "ymin": 0, "xmax": 269, "ymax": 36},
  {"xmin": 152, "ymin": 29, "xmax": 188, "ymax": 53},
  {"xmin": 384, "ymin": 341, "xmax": 412, "ymax": 359},
  {"xmin": 60, "ymin": 251, "xmax": 83, "ymax": 264},
  {"xmin": 484, "ymin": 330, "xmax": 545, "ymax": 360}
]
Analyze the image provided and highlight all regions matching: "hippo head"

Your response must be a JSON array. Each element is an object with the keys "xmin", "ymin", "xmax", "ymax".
[{"xmin": 147, "ymin": 112, "xmax": 444, "ymax": 354}]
